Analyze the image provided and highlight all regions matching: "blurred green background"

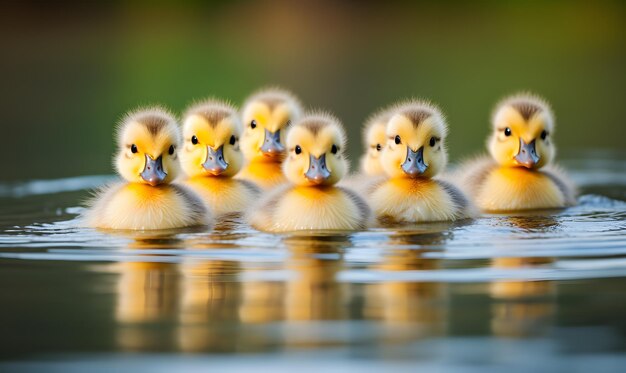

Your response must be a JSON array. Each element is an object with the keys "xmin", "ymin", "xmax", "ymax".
[{"xmin": 1, "ymin": 0, "xmax": 624, "ymax": 181}]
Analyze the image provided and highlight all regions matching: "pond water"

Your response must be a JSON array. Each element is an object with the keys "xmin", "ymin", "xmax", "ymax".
[{"xmin": 0, "ymin": 153, "xmax": 625, "ymax": 372}]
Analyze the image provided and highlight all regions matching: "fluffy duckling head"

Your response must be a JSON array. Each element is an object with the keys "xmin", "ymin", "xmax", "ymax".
[
  {"xmin": 488, "ymin": 93, "xmax": 555, "ymax": 169},
  {"xmin": 240, "ymin": 87, "xmax": 303, "ymax": 162},
  {"xmin": 381, "ymin": 100, "xmax": 448, "ymax": 179},
  {"xmin": 115, "ymin": 107, "xmax": 181, "ymax": 186},
  {"xmin": 180, "ymin": 99, "xmax": 242, "ymax": 178},
  {"xmin": 283, "ymin": 113, "xmax": 348, "ymax": 187},
  {"xmin": 360, "ymin": 108, "xmax": 392, "ymax": 176}
]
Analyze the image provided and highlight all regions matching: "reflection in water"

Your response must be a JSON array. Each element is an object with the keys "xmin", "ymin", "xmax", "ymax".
[
  {"xmin": 178, "ymin": 260, "xmax": 241, "ymax": 352},
  {"xmin": 177, "ymin": 218, "xmax": 245, "ymax": 352},
  {"xmin": 364, "ymin": 230, "xmax": 448, "ymax": 342},
  {"xmin": 115, "ymin": 235, "xmax": 183, "ymax": 350},
  {"xmin": 284, "ymin": 235, "xmax": 349, "ymax": 322},
  {"xmin": 490, "ymin": 215, "xmax": 558, "ymax": 338}
]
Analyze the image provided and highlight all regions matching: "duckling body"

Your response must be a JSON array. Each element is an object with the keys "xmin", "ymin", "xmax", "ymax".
[
  {"xmin": 184, "ymin": 177, "xmax": 259, "ymax": 216},
  {"xmin": 458, "ymin": 93, "xmax": 576, "ymax": 211},
  {"xmin": 85, "ymin": 107, "xmax": 212, "ymax": 230},
  {"xmin": 250, "ymin": 185, "xmax": 369, "ymax": 232},
  {"xmin": 87, "ymin": 183, "xmax": 208, "ymax": 230},
  {"xmin": 370, "ymin": 100, "xmax": 474, "ymax": 223},
  {"xmin": 179, "ymin": 99, "xmax": 259, "ymax": 215},
  {"xmin": 371, "ymin": 178, "xmax": 470, "ymax": 223},
  {"xmin": 237, "ymin": 88, "xmax": 303, "ymax": 189},
  {"xmin": 248, "ymin": 113, "xmax": 371, "ymax": 232}
]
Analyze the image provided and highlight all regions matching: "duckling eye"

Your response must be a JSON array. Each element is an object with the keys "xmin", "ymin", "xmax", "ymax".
[
  {"xmin": 395, "ymin": 135, "xmax": 401, "ymax": 145},
  {"xmin": 295, "ymin": 145, "xmax": 302, "ymax": 155},
  {"xmin": 429, "ymin": 137, "xmax": 436, "ymax": 147},
  {"xmin": 131, "ymin": 144, "xmax": 138, "ymax": 154},
  {"xmin": 331, "ymin": 144, "xmax": 338, "ymax": 154},
  {"xmin": 250, "ymin": 120, "xmax": 257, "ymax": 129},
  {"xmin": 191, "ymin": 135, "xmax": 198, "ymax": 145},
  {"xmin": 229, "ymin": 135, "xmax": 236, "ymax": 145},
  {"xmin": 504, "ymin": 127, "xmax": 512, "ymax": 137},
  {"xmin": 168, "ymin": 145, "xmax": 175, "ymax": 155},
  {"xmin": 541, "ymin": 130, "xmax": 548, "ymax": 140},
  {"xmin": 376, "ymin": 144, "xmax": 382, "ymax": 151}
]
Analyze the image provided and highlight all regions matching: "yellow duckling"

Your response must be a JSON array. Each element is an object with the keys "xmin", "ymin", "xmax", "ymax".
[
  {"xmin": 84, "ymin": 107, "xmax": 212, "ymax": 230},
  {"xmin": 236, "ymin": 87, "xmax": 303, "ymax": 189},
  {"xmin": 179, "ymin": 99, "xmax": 260, "ymax": 216},
  {"xmin": 359, "ymin": 107, "xmax": 393, "ymax": 176},
  {"xmin": 370, "ymin": 100, "xmax": 474, "ymax": 223},
  {"xmin": 247, "ymin": 113, "xmax": 371, "ymax": 232},
  {"xmin": 457, "ymin": 93, "xmax": 576, "ymax": 211}
]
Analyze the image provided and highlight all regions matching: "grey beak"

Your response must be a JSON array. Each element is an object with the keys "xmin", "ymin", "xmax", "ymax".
[
  {"xmin": 260, "ymin": 129, "xmax": 285, "ymax": 155},
  {"xmin": 401, "ymin": 146, "xmax": 427, "ymax": 177},
  {"xmin": 140, "ymin": 154, "xmax": 167, "ymax": 186},
  {"xmin": 515, "ymin": 138, "xmax": 540, "ymax": 168},
  {"xmin": 202, "ymin": 145, "xmax": 228, "ymax": 175},
  {"xmin": 304, "ymin": 153, "xmax": 331, "ymax": 184}
]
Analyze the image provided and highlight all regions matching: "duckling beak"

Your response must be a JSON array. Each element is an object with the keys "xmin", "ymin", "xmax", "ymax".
[
  {"xmin": 401, "ymin": 146, "xmax": 427, "ymax": 177},
  {"xmin": 260, "ymin": 129, "xmax": 284, "ymax": 156},
  {"xmin": 202, "ymin": 145, "xmax": 229, "ymax": 175},
  {"xmin": 140, "ymin": 154, "xmax": 167, "ymax": 186},
  {"xmin": 304, "ymin": 153, "xmax": 331, "ymax": 185},
  {"xmin": 515, "ymin": 138, "xmax": 540, "ymax": 168}
]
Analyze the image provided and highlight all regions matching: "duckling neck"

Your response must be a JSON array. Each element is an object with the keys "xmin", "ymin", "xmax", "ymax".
[
  {"xmin": 238, "ymin": 161, "xmax": 286, "ymax": 188},
  {"xmin": 185, "ymin": 176, "xmax": 256, "ymax": 216}
]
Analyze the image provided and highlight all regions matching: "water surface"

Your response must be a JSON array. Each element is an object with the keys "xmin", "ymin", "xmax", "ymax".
[{"xmin": 0, "ymin": 154, "xmax": 625, "ymax": 372}]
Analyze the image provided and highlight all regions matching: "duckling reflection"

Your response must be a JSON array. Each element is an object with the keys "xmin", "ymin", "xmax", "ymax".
[
  {"xmin": 174, "ymin": 224, "xmax": 246, "ymax": 352},
  {"xmin": 114, "ymin": 233, "xmax": 183, "ymax": 350},
  {"xmin": 363, "ymin": 231, "xmax": 447, "ymax": 339},
  {"xmin": 177, "ymin": 259, "xmax": 242, "ymax": 352},
  {"xmin": 490, "ymin": 215, "xmax": 558, "ymax": 338},
  {"xmin": 283, "ymin": 234, "xmax": 350, "ymax": 322}
]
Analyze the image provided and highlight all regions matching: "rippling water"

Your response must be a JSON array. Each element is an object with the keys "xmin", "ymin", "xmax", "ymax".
[{"xmin": 0, "ymin": 153, "xmax": 625, "ymax": 372}]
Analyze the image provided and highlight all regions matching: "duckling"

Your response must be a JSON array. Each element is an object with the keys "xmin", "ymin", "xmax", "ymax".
[
  {"xmin": 247, "ymin": 113, "xmax": 371, "ymax": 232},
  {"xmin": 359, "ymin": 107, "xmax": 393, "ymax": 176},
  {"xmin": 339, "ymin": 107, "xmax": 391, "ymax": 196},
  {"xmin": 84, "ymin": 107, "xmax": 212, "ymax": 230},
  {"xmin": 179, "ymin": 99, "xmax": 260, "ymax": 216},
  {"xmin": 457, "ymin": 93, "xmax": 577, "ymax": 211},
  {"xmin": 237, "ymin": 87, "xmax": 303, "ymax": 189},
  {"xmin": 370, "ymin": 100, "xmax": 474, "ymax": 223}
]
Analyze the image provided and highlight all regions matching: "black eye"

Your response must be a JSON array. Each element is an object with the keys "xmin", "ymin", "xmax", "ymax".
[
  {"xmin": 250, "ymin": 120, "xmax": 257, "ymax": 129},
  {"xmin": 191, "ymin": 135, "xmax": 198, "ymax": 145},
  {"xmin": 295, "ymin": 145, "xmax": 302, "ymax": 155},
  {"xmin": 376, "ymin": 144, "xmax": 382, "ymax": 151},
  {"xmin": 429, "ymin": 137, "xmax": 436, "ymax": 147},
  {"xmin": 395, "ymin": 135, "xmax": 401, "ymax": 144},
  {"xmin": 131, "ymin": 144, "xmax": 138, "ymax": 154},
  {"xmin": 504, "ymin": 127, "xmax": 512, "ymax": 137},
  {"xmin": 541, "ymin": 130, "xmax": 548, "ymax": 140},
  {"xmin": 168, "ymin": 145, "xmax": 175, "ymax": 155},
  {"xmin": 331, "ymin": 144, "xmax": 338, "ymax": 154},
  {"xmin": 229, "ymin": 135, "xmax": 236, "ymax": 145}
]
